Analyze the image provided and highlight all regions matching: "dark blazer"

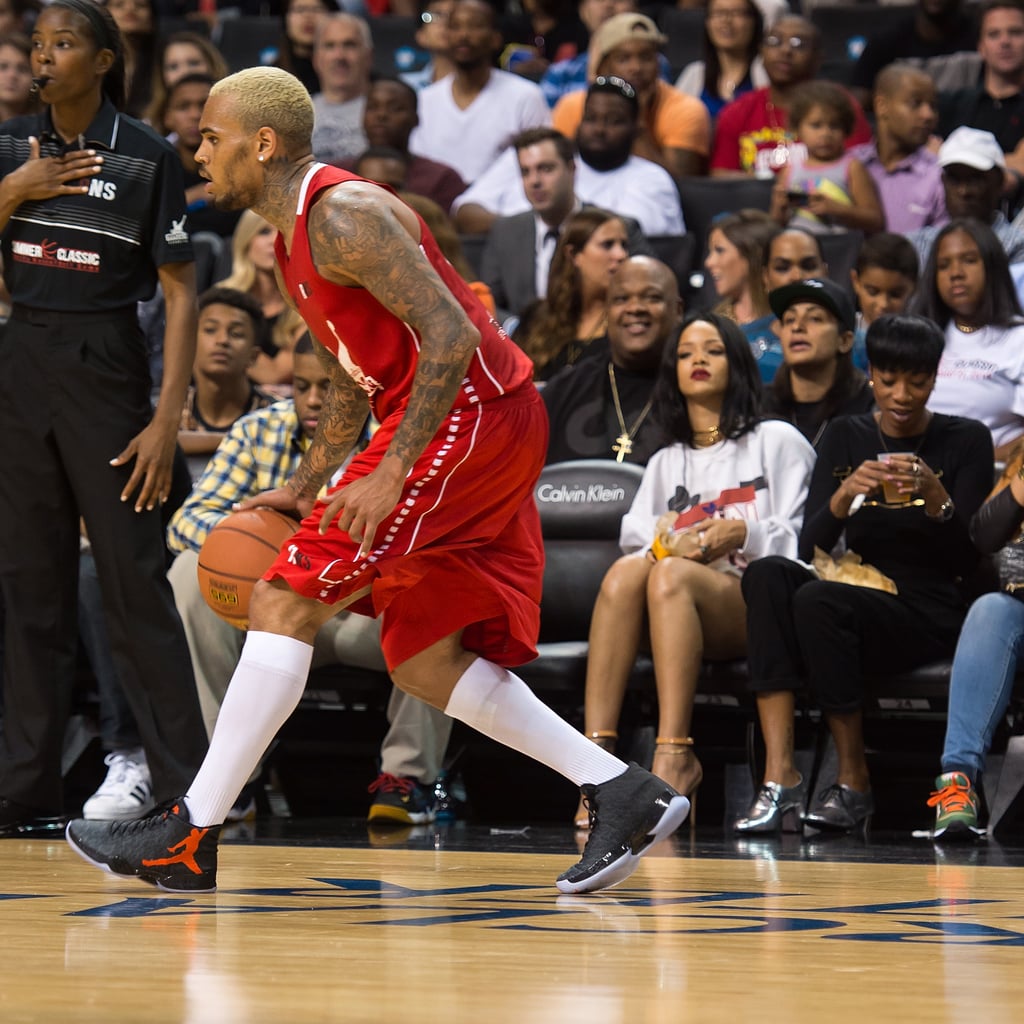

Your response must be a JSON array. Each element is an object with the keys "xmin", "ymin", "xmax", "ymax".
[{"xmin": 480, "ymin": 204, "xmax": 652, "ymax": 325}]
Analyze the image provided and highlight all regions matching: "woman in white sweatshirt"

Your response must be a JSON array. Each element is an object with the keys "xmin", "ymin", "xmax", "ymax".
[{"xmin": 575, "ymin": 311, "xmax": 815, "ymax": 828}]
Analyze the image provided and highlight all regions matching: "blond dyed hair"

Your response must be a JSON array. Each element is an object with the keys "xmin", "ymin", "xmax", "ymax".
[{"xmin": 209, "ymin": 67, "xmax": 314, "ymax": 153}]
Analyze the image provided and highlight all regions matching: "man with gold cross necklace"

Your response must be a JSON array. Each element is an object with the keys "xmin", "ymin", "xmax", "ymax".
[{"xmin": 542, "ymin": 256, "xmax": 682, "ymax": 467}]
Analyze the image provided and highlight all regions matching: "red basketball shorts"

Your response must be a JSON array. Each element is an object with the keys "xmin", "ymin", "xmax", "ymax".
[{"xmin": 264, "ymin": 385, "xmax": 548, "ymax": 670}]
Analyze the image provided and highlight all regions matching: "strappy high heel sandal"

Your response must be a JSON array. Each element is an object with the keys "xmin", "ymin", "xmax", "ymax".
[
  {"xmin": 574, "ymin": 730, "xmax": 617, "ymax": 830},
  {"xmin": 653, "ymin": 736, "xmax": 703, "ymax": 829}
]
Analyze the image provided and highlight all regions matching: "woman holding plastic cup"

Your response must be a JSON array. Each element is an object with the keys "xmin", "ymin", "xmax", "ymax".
[{"xmin": 735, "ymin": 314, "xmax": 994, "ymax": 835}]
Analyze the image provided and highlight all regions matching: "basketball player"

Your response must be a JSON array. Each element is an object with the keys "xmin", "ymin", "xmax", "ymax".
[{"xmin": 66, "ymin": 66, "xmax": 690, "ymax": 895}]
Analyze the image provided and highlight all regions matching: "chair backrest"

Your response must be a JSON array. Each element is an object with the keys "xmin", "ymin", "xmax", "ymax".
[
  {"xmin": 647, "ymin": 233, "xmax": 699, "ymax": 301},
  {"xmin": 657, "ymin": 8, "xmax": 707, "ymax": 79},
  {"xmin": 819, "ymin": 229, "xmax": 864, "ymax": 300},
  {"xmin": 809, "ymin": 5, "xmax": 906, "ymax": 64},
  {"xmin": 369, "ymin": 16, "xmax": 421, "ymax": 77},
  {"xmin": 534, "ymin": 459, "xmax": 645, "ymax": 642},
  {"xmin": 677, "ymin": 177, "xmax": 774, "ymax": 262},
  {"xmin": 215, "ymin": 17, "xmax": 281, "ymax": 74}
]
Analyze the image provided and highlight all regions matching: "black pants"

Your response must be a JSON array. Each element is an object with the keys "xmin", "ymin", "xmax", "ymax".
[
  {"xmin": 0, "ymin": 308, "xmax": 207, "ymax": 811},
  {"xmin": 741, "ymin": 556, "xmax": 965, "ymax": 713}
]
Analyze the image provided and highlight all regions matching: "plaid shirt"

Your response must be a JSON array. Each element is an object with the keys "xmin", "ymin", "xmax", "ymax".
[{"xmin": 167, "ymin": 400, "xmax": 307, "ymax": 554}]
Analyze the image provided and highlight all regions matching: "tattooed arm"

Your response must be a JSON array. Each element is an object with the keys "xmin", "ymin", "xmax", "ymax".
[
  {"xmin": 307, "ymin": 181, "xmax": 482, "ymax": 551},
  {"xmin": 287, "ymin": 337, "xmax": 370, "ymax": 503},
  {"xmin": 237, "ymin": 336, "xmax": 369, "ymax": 519}
]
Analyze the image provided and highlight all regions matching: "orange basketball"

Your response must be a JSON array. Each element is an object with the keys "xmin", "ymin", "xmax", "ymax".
[{"xmin": 197, "ymin": 507, "xmax": 300, "ymax": 629}]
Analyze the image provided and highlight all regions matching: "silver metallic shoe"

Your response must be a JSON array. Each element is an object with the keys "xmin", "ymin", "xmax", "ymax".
[
  {"xmin": 733, "ymin": 776, "xmax": 806, "ymax": 834},
  {"xmin": 803, "ymin": 783, "xmax": 874, "ymax": 834}
]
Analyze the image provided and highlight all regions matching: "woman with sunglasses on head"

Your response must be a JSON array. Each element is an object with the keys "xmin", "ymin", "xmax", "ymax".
[
  {"xmin": 909, "ymin": 216, "xmax": 1024, "ymax": 462},
  {"xmin": 735, "ymin": 314, "xmax": 993, "ymax": 836},
  {"xmin": 0, "ymin": 0, "xmax": 206, "ymax": 835}
]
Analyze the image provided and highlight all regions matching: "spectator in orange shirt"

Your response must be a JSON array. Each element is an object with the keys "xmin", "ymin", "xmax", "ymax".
[{"xmin": 552, "ymin": 12, "xmax": 711, "ymax": 180}]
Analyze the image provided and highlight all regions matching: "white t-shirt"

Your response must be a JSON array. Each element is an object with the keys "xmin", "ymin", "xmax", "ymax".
[
  {"xmin": 619, "ymin": 419, "xmax": 815, "ymax": 571},
  {"xmin": 311, "ymin": 94, "xmax": 367, "ymax": 166},
  {"xmin": 452, "ymin": 147, "xmax": 685, "ymax": 236},
  {"xmin": 929, "ymin": 321, "xmax": 1024, "ymax": 449},
  {"xmin": 409, "ymin": 70, "xmax": 550, "ymax": 183}
]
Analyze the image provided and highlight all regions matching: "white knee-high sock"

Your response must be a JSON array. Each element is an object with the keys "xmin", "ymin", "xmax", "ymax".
[
  {"xmin": 444, "ymin": 658, "xmax": 626, "ymax": 787},
  {"xmin": 184, "ymin": 631, "xmax": 313, "ymax": 826}
]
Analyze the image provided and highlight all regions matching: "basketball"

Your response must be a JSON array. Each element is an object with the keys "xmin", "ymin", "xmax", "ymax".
[{"xmin": 197, "ymin": 507, "xmax": 300, "ymax": 629}]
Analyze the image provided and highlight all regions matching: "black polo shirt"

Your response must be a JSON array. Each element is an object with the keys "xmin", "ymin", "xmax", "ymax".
[
  {"xmin": 939, "ymin": 86, "xmax": 1024, "ymax": 154},
  {"xmin": 0, "ymin": 99, "xmax": 194, "ymax": 312}
]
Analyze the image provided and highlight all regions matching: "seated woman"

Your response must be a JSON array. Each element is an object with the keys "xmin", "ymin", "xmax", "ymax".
[
  {"xmin": 736, "ymin": 314, "xmax": 994, "ymax": 835},
  {"xmin": 143, "ymin": 30, "xmax": 228, "ymax": 128},
  {"xmin": 577, "ymin": 312, "xmax": 815, "ymax": 828},
  {"xmin": 675, "ymin": 0, "xmax": 767, "ymax": 121},
  {"xmin": 705, "ymin": 209, "xmax": 782, "ymax": 385},
  {"xmin": 909, "ymin": 217, "xmax": 1024, "ymax": 462},
  {"xmin": 764, "ymin": 278, "xmax": 874, "ymax": 448},
  {"xmin": 516, "ymin": 208, "xmax": 628, "ymax": 382},
  {"xmin": 925, "ymin": 443, "xmax": 1024, "ymax": 839}
]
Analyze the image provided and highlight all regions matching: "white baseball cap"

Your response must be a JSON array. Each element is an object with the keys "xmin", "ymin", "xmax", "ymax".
[{"xmin": 938, "ymin": 126, "xmax": 1006, "ymax": 171}]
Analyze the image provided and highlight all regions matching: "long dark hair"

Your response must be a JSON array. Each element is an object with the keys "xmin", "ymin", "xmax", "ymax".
[
  {"xmin": 520, "ymin": 207, "xmax": 624, "ymax": 374},
  {"xmin": 652, "ymin": 311, "xmax": 762, "ymax": 448},
  {"xmin": 909, "ymin": 217, "xmax": 1023, "ymax": 329},
  {"xmin": 769, "ymin": 340, "xmax": 865, "ymax": 427},
  {"xmin": 703, "ymin": 0, "xmax": 763, "ymax": 102},
  {"xmin": 47, "ymin": 0, "xmax": 127, "ymax": 111}
]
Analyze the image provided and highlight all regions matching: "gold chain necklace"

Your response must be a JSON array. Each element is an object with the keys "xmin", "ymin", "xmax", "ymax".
[
  {"xmin": 608, "ymin": 363, "xmax": 654, "ymax": 462},
  {"xmin": 954, "ymin": 321, "xmax": 980, "ymax": 333},
  {"xmin": 692, "ymin": 425, "xmax": 722, "ymax": 448}
]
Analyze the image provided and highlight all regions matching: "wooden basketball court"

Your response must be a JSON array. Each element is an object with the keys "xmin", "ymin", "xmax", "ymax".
[{"xmin": 3, "ymin": 824, "xmax": 1023, "ymax": 1022}]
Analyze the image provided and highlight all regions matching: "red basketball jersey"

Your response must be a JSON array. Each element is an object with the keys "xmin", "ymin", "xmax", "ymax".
[{"xmin": 274, "ymin": 163, "xmax": 534, "ymax": 423}]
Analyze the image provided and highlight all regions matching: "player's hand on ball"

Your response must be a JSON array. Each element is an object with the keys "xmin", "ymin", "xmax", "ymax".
[{"xmin": 236, "ymin": 487, "xmax": 313, "ymax": 520}]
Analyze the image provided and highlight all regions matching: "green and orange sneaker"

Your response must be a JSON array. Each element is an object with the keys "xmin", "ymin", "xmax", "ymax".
[
  {"xmin": 66, "ymin": 800, "xmax": 220, "ymax": 893},
  {"xmin": 927, "ymin": 771, "xmax": 981, "ymax": 840}
]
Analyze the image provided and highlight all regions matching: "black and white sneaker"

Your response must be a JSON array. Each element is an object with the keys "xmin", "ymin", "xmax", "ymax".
[
  {"xmin": 557, "ymin": 763, "xmax": 690, "ymax": 894},
  {"xmin": 66, "ymin": 800, "xmax": 220, "ymax": 893}
]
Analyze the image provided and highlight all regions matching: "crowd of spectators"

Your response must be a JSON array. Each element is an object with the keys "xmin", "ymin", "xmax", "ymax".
[{"xmin": 4, "ymin": 0, "xmax": 1024, "ymax": 844}]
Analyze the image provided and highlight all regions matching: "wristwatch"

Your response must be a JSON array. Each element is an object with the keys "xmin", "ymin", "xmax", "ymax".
[{"xmin": 927, "ymin": 496, "xmax": 955, "ymax": 522}]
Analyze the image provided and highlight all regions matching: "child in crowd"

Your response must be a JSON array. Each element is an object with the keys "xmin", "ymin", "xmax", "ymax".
[
  {"xmin": 849, "ymin": 232, "xmax": 919, "ymax": 372},
  {"xmin": 770, "ymin": 81, "xmax": 884, "ymax": 235}
]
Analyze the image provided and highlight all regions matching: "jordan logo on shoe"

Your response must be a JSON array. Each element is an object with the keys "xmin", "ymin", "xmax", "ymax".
[
  {"xmin": 141, "ymin": 828, "xmax": 210, "ymax": 875},
  {"xmin": 140, "ymin": 807, "xmax": 210, "ymax": 876}
]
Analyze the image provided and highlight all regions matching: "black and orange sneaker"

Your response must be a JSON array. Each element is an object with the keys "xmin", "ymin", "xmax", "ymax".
[
  {"xmin": 66, "ymin": 800, "xmax": 220, "ymax": 893},
  {"xmin": 367, "ymin": 772, "xmax": 437, "ymax": 825}
]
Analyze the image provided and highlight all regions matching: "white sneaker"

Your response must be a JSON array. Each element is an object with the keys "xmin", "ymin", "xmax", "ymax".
[{"xmin": 82, "ymin": 752, "xmax": 155, "ymax": 821}]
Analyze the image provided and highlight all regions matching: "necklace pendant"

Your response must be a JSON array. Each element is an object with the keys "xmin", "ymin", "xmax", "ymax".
[{"xmin": 613, "ymin": 433, "xmax": 632, "ymax": 462}]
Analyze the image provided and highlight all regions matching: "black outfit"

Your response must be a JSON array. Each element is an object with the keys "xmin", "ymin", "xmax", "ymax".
[
  {"xmin": 741, "ymin": 412, "xmax": 993, "ymax": 713},
  {"xmin": 0, "ymin": 100, "xmax": 208, "ymax": 814},
  {"xmin": 851, "ymin": 13, "xmax": 978, "ymax": 93},
  {"xmin": 541, "ymin": 339, "xmax": 661, "ymax": 465},
  {"xmin": 938, "ymin": 85, "xmax": 1024, "ymax": 155},
  {"xmin": 762, "ymin": 376, "xmax": 875, "ymax": 448}
]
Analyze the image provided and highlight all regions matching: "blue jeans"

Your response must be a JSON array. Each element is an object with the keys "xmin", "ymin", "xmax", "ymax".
[{"xmin": 942, "ymin": 592, "xmax": 1024, "ymax": 781}]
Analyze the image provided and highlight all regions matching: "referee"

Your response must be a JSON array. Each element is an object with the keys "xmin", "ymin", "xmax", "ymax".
[{"xmin": 0, "ymin": 0, "xmax": 207, "ymax": 834}]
